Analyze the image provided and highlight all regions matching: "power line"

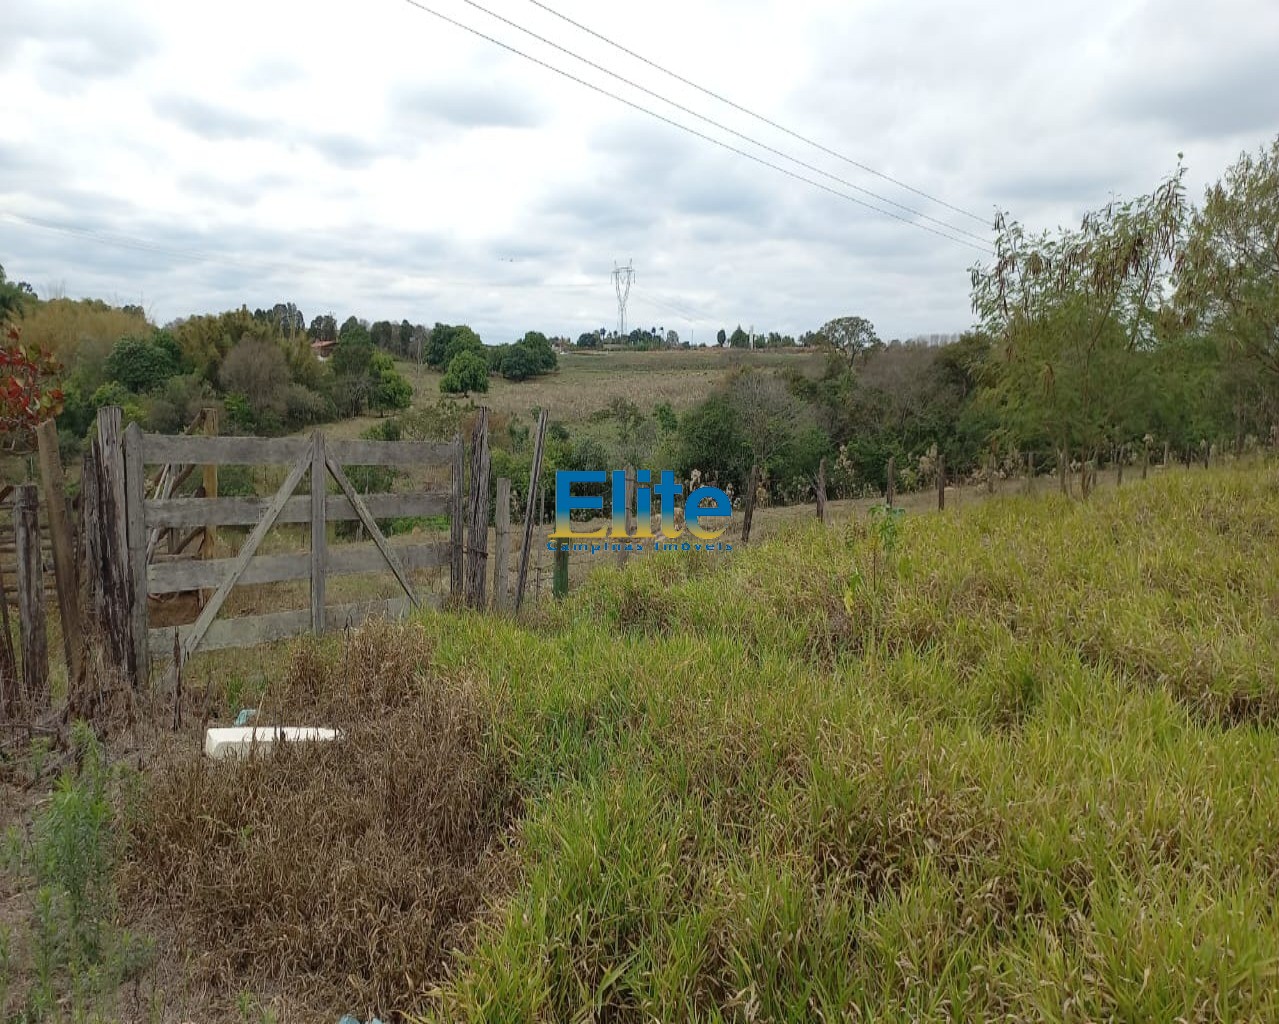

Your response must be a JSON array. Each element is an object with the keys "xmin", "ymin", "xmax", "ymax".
[
  {"xmin": 452, "ymin": 0, "xmax": 989, "ymax": 246},
  {"xmin": 394, "ymin": 0, "xmax": 993, "ymax": 255},
  {"xmin": 527, "ymin": 0, "xmax": 989, "ymax": 227}
]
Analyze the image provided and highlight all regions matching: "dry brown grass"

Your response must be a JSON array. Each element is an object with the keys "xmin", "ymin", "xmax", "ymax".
[{"xmin": 122, "ymin": 621, "xmax": 516, "ymax": 1021}]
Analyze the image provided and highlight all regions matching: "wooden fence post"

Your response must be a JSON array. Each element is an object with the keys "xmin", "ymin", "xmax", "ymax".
[
  {"xmin": 35, "ymin": 419, "xmax": 81, "ymax": 681},
  {"xmin": 1116, "ymin": 445, "xmax": 1124, "ymax": 487},
  {"xmin": 494, "ymin": 476, "xmax": 511, "ymax": 611},
  {"xmin": 465, "ymin": 409, "xmax": 491, "ymax": 609},
  {"xmin": 1142, "ymin": 442, "xmax": 1150, "ymax": 480},
  {"xmin": 450, "ymin": 432, "xmax": 464, "ymax": 602},
  {"xmin": 94, "ymin": 407, "xmax": 133, "ymax": 680},
  {"xmin": 617, "ymin": 466, "xmax": 636, "ymax": 567},
  {"xmin": 986, "ymin": 451, "xmax": 996, "ymax": 495},
  {"xmin": 553, "ymin": 542, "xmax": 569, "ymax": 599},
  {"xmin": 815, "ymin": 458, "xmax": 828, "ymax": 523},
  {"xmin": 311, "ymin": 432, "xmax": 326, "ymax": 633},
  {"xmin": 1163, "ymin": 440, "xmax": 1170, "ymax": 467},
  {"xmin": 886, "ymin": 456, "xmax": 895, "ymax": 508},
  {"xmin": 0, "ymin": 558, "xmax": 19, "ymax": 721},
  {"xmin": 515, "ymin": 410, "xmax": 548, "ymax": 611},
  {"xmin": 937, "ymin": 455, "xmax": 946, "ymax": 511},
  {"xmin": 14, "ymin": 484, "xmax": 48, "ymax": 711},
  {"xmin": 201, "ymin": 407, "xmax": 219, "ymax": 562},
  {"xmin": 741, "ymin": 463, "xmax": 759, "ymax": 544},
  {"xmin": 122, "ymin": 423, "xmax": 150, "ymax": 685},
  {"xmin": 1025, "ymin": 452, "xmax": 1034, "ymax": 495}
]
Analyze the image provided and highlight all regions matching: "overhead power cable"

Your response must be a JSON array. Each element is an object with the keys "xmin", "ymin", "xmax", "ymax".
[
  {"xmin": 527, "ymin": 0, "xmax": 989, "ymax": 226},
  {"xmin": 395, "ymin": 0, "xmax": 993, "ymax": 254},
  {"xmin": 453, "ymin": 0, "xmax": 989, "ymax": 246}
]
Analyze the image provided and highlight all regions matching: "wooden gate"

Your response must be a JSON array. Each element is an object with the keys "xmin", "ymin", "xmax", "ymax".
[{"xmin": 90, "ymin": 407, "xmax": 466, "ymax": 681}]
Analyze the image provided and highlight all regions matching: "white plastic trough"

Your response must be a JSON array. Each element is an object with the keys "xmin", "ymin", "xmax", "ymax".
[{"xmin": 204, "ymin": 726, "xmax": 343, "ymax": 760}]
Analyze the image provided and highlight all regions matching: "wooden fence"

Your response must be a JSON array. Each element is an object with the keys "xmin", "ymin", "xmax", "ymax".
[{"xmin": 86, "ymin": 406, "xmax": 468, "ymax": 685}]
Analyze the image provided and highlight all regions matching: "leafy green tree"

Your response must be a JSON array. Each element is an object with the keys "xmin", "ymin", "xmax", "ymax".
[
  {"xmin": 675, "ymin": 395, "xmax": 752, "ymax": 491},
  {"xmin": 1178, "ymin": 135, "xmax": 1279, "ymax": 438},
  {"xmin": 729, "ymin": 325, "xmax": 750, "ymax": 348},
  {"xmin": 0, "ymin": 264, "xmax": 35, "ymax": 322},
  {"xmin": 716, "ymin": 328, "xmax": 727, "ymax": 348},
  {"xmin": 577, "ymin": 330, "xmax": 602, "ymax": 349},
  {"xmin": 308, "ymin": 314, "xmax": 337, "ymax": 342},
  {"xmin": 370, "ymin": 352, "xmax": 412, "ymax": 413},
  {"xmin": 426, "ymin": 324, "xmax": 483, "ymax": 369},
  {"xmin": 440, "ymin": 350, "xmax": 489, "ymax": 395},
  {"xmin": 815, "ymin": 316, "xmax": 880, "ymax": 366},
  {"xmin": 971, "ymin": 163, "xmax": 1187, "ymax": 491},
  {"xmin": 104, "ymin": 333, "xmax": 182, "ymax": 393}
]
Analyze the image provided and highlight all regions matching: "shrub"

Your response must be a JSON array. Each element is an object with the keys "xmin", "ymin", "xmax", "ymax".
[{"xmin": 441, "ymin": 350, "xmax": 489, "ymax": 395}]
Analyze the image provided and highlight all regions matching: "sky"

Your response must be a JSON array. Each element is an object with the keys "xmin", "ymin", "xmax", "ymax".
[{"xmin": 1, "ymin": 0, "xmax": 1277, "ymax": 345}]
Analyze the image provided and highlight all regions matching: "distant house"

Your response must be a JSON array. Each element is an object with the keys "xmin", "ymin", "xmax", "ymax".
[{"xmin": 311, "ymin": 338, "xmax": 337, "ymax": 361}]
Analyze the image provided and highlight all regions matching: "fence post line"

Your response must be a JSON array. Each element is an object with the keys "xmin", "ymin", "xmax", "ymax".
[
  {"xmin": 815, "ymin": 458, "xmax": 828, "ymax": 524},
  {"xmin": 937, "ymin": 455, "xmax": 946, "ymax": 511},
  {"xmin": 494, "ymin": 477, "xmax": 511, "ymax": 611},
  {"xmin": 886, "ymin": 456, "xmax": 896, "ymax": 508},
  {"xmin": 450, "ymin": 433, "xmax": 465, "ymax": 602},
  {"xmin": 122, "ymin": 422, "xmax": 150, "ymax": 686},
  {"xmin": 515, "ymin": 410, "xmax": 549, "ymax": 611},
  {"xmin": 35, "ymin": 419, "xmax": 81, "ymax": 681},
  {"xmin": 310, "ymin": 431, "xmax": 326, "ymax": 633},
  {"xmin": 465, "ymin": 408, "xmax": 491, "ymax": 609},
  {"xmin": 14, "ymin": 484, "xmax": 47, "ymax": 712}
]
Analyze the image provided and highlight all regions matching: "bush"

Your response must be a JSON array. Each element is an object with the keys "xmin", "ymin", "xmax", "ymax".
[{"xmin": 103, "ymin": 333, "xmax": 182, "ymax": 393}]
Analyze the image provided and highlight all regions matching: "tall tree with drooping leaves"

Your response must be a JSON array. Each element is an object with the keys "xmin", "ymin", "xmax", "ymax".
[
  {"xmin": 970, "ymin": 162, "xmax": 1188, "ymax": 493},
  {"xmin": 1178, "ymin": 135, "xmax": 1279, "ymax": 443}
]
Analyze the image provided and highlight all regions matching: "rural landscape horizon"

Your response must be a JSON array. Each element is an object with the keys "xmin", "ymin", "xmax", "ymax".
[{"xmin": 2, "ymin": 0, "xmax": 1279, "ymax": 1021}]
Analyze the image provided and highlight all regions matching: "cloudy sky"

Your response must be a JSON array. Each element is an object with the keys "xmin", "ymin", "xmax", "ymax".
[{"xmin": 2, "ymin": 0, "xmax": 1277, "ymax": 344}]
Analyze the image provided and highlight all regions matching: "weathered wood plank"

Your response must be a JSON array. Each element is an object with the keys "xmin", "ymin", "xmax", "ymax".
[
  {"xmin": 178, "ymin": 447, "xmax": 312, "ymax": 664},
  {"xmin": 325, "ymin": 456, "xmax": 419, "ymax": 608},
  {"xmin": 147, "ymin": 541, "xmax": 450, "ymax": 594},
  {"xmin": 515, "ymin": 409, "xmax": 548, "ymax": 611},
  {"xmin": 465, "ymin": 409, "xmax": 491, "ymax": 609},
  {"xmin": 311, "ymin": 432, "xmax": 326, "ymax": 632},
  {"xmin": 144, "ymin": 490, "xmax": 451, "ymax": 528},
  {"xmin": 140, "ymin": 433, "xmax": 458, "ymax": 468},
  {"xmin": 35, "ymin": 419, "xmax": 81, "ymax": 680},
  {"xmin": 494, "ymin": 477, "xmax": 510, "ymax": 611},
  {"xmin": 147, "ymin": 596, "xmax": 422, "ymax": 657},
  {"xmin": 450, "ymin": 434, "xmax": 464, "ymax": 601},
  {"xmin": 140, "ymin": 433, "xmax": 311, "ymax": 466},
  {"xmin": 200, "ymin": 407, "xmax": 219, "ymax": 564},
  {"xmin": 123, "ymin": 423, "xmax": 150, "ymax": 685},
  {"xmin": 14, "ymin": 485, "xmax": 48, "ymax": 711},
  {"xmin": 327, "ymin": 437, "xmax": 457, "ymax": 468}
]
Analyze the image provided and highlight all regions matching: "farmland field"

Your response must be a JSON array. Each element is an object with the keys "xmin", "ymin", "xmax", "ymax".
[{"xmin": 7, "ymin": 462, "xmax": 1272, "ymax": 1021}]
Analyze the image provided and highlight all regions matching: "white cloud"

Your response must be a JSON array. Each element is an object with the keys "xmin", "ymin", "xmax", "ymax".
[{"xmin": 1, "ymin": 0, "xmax": 1276, "ymax": 342}]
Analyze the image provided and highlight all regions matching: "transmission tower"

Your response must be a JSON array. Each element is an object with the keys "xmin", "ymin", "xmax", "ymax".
[{"xmin": 612, "ymin": 259, "xmax": 635, "ymax": 338}]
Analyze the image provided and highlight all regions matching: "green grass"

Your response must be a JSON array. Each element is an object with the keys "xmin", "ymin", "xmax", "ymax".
[{"xmin": 404, "ymin": 464, "xmax": 1279, "ymax": 1022}]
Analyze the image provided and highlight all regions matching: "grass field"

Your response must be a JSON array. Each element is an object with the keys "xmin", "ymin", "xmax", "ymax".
[
  {"xmin": 320, "ymin": 346, "xmax": 826, "ymax": 440},
  {"xmin": 5, "ymin": 463, "xmax": 1278, "ymax": 1021}
]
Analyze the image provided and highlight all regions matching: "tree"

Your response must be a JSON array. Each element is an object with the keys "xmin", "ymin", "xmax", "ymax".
[
  {"xmin": 716, "ymin": 328, "xmax": 727, "ymax": 348},
  {"xmin": 577, "ymin": 331, "xmax": 602, "ymax": 349},
  {"xmin": 425, "ymin": 323, "xmax": 483, "ymax": 369},
  {"xmin": 219, "ymin": 337, "xmax": 291, "ymax": 425},
  {"xmin": 1179, "ymin": 136, "xmax": 1279, "ymax": 436},
  {"xmin": 104, "ymin": 333, "xmax": 183, "ymax": 393},
  {"xmin": 440, "ymin": 350, "xmax": 489, "ymax": 395},
  {"xmin": 729, "ymin": 325, "xmax": 750, "ymax": 348},
  {"xmin": 308, "ymin": 314, "xmax": 337, "ymax": 342},
  {"xmin": 0, "ymin": 265, "xmax": 34, "ymax": 322},
  {"xmin": 971, "ymin": 163, "xmax": 1187, "ymax": 491},
  {"xmin": 816, "ymin": 316, "xmax": 880, "ymax": 366},
  {"xmin": 370, "ymin": 351, "xmax": 413, "ymax": 413},
  {"xmin": 665, "ymin": 329, "xmax": 680, "ymax": 348}
]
